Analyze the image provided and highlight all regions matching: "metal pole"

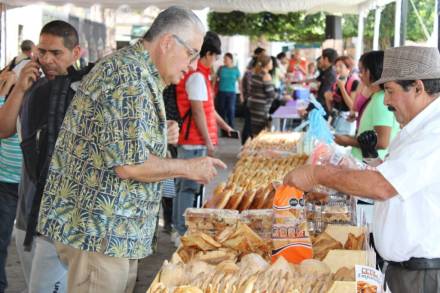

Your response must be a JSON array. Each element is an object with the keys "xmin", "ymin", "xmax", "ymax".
[
  {"xmin": 394, "ymin": 0, "xmax": 402, "ymax": 47},
  {"xmin": 373, "ymin": 7, "xmax": 383, "ymax": 50},
  {"xmin": 401, "ymin": 0, "xmax": 409, "ymax": 46},
  {"xmin": 356, "ymin": 10, "xmax": 365, "ymax": 62},
  {"xmin": 437, "ymin": 0, "xmax": 440, "ymax": 50}
]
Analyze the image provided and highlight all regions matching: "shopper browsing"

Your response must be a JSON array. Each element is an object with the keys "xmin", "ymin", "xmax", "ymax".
[{"xmin": 37, "ymin": 7, "xmax": 226, "ymax": 292}]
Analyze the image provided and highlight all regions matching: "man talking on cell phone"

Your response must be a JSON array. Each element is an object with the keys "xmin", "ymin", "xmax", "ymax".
[{"xmin": 0, "ymin": 20, "xmax": 93, "ymax": 293}]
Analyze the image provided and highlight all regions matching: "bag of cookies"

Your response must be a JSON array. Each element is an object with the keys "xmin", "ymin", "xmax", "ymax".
[{"xmin": 271, "ymin": 185, "xmax": 313, "ymax": 264}]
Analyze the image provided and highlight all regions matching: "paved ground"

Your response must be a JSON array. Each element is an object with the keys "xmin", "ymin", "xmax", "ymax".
[{"xmin": 5, "ymin": 135, "xmax": 241, "ymax": 293}]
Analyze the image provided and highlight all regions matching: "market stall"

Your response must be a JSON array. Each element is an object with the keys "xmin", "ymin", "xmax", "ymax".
[{"xmin": 147, "ymin": 129, "xmax": 385, "ymax": 293}]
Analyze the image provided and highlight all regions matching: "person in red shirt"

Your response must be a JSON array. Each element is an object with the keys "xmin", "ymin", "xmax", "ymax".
[{"xmin": 174, "ymin": 31, "xmax": 233, "ymax": 240}]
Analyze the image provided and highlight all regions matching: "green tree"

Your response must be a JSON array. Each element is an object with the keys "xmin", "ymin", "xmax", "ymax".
[
  {"xmin": 208, "ymin": 0, "xmax": 435, "ymax": 48},
  {"xmin": 343, "ymin": 0, "xmax": 434, "ymax": 49},
  {"xmin": 208, "ymin": 11, "xmax": 326, "ymax": 43}
]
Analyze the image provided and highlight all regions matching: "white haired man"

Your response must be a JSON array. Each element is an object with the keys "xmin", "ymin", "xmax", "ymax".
[{"xmin": 37, "ymin": 6, "xmax": 226, "ymax": 292}]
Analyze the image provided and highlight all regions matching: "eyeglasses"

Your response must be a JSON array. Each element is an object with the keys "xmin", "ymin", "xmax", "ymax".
[{"xmin": 172, "ymin": 34, "xmax": 199, "ymax": 63}]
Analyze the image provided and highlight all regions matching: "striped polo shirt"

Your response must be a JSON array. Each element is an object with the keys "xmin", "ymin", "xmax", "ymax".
[{"xmin": 0, "ymin": 96, "xmax": 22, "ymax": 183}]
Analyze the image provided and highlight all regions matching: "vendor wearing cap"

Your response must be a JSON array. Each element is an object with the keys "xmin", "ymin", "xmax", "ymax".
[{"xmin": 283, "ymin": 46, "xmax": 440, "ymax": 293}]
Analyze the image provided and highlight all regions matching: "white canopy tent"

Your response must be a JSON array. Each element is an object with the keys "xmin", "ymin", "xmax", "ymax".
[
  {"xmin": 4, "ymin": 0, "xmax": 394, "ymax": 14},
  {"xmin": 2, "ymin": 0, "xmax": 399, "ymax": 61}
]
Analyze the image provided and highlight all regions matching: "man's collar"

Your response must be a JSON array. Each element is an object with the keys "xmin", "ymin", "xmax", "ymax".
[{"xmin": 133, "ymin": 41, "xmax": 166, "ymax": 92}]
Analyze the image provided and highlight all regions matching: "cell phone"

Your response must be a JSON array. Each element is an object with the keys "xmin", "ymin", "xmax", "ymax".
[
  {"xmin": 35, "ymin": 59, "xmax": 43, "ymax": 78},
  {"xmin": 228, "ymin": 130, "xmax": 240, "ymax": 139}
]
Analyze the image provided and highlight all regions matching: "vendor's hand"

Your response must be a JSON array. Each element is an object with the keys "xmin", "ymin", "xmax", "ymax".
[
  {"xmin": 16, "ymin": 61, "xmax": 41, "ymax": 93},
  {"xmin": 166, "ymin": 120, "xmax": 179, "ymax": 145},
  {"xmin": 334, "ymin": 134, "xmax": 354, "ymax": 147},
  {"xmin": 283, "ymin": 165, "xmax": 317, "ymax": 192},
  {"xmin": 185, "ymin": 156, "xmax": 227, "ymax": 185}
]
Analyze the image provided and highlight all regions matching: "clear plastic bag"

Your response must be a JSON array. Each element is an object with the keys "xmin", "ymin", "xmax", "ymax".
[{"xmin": 308, "ymin": 143, "xmax": 369, "ymax": 196}]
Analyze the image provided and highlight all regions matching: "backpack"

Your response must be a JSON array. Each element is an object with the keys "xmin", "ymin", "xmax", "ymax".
[
  {"xmin": 163, "ymin": 85, "xmax": 183, "ymax": 127},
  {"xmin": 22, "ymin": 63, "xmax": 95, "ymax": 250}
]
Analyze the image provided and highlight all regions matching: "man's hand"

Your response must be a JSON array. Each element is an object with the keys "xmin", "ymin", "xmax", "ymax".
[
  {"xmin": 0, "ymin": 71, "xmax": 17, "ymax": 89},
  {"xmin": 0, "ymin": 71, "xmax": 17, "ymax": 96},
  {"xmin": 16, "ymin": 61, "xmax": 41, "ymax": 93},
  {"xmin": 186, "ymin": 156, "xmax": 227, "ymax": 185},
  {"xmin": 166, "ymin": 120, "xmax": 179, "ymax": 145},
  {"xmin": 283, "ymin": 165, "xmax": 317, "ymax": 192}
]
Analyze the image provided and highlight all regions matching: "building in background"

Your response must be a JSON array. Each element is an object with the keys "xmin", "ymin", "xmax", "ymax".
[{"xmin": 1, "ymin": 3, "xmax": 115, "ymax": 67}]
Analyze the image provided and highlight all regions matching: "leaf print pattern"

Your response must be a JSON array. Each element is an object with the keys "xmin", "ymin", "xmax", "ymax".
[{"xmin": 37, "ymin": 41, "xmax": 167, "ymax": 258}]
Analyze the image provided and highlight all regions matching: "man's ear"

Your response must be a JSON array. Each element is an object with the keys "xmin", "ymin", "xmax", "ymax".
[
  {"xmin": 159, "ymin": 33, "xmax": 173, "ymax": 53},
  {"xmin": 72, "ymin": 46, "xmax": 81, "ymax": 61},
  {"xmin": 415, "ymin": 80, "xmax": 424, "ymax": 95}
]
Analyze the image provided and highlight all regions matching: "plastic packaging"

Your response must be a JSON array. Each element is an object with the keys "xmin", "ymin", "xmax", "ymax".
[
  {"xmin": 303, "ymin": 95, "xmax": 334, "ymax": 154},
  {"xmin": 184, "ymin": 208, "xmax": 240, "ymax": 236},
  {"xmin": 308, "ymin": 143, "xmax": 370, "ymax": 196},
  {"xmin": 241, "ymin": 209, "xmax": 273, "ymax": 239},
  {"xmin": 271, "ymin": 185, "xmax": 313, "ymax": 264}
]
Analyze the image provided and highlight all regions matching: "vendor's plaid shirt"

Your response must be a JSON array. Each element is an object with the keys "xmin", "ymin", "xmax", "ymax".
[{"xmin": 37, "ymin": 41, "xmax": 167, "ymax": 258}]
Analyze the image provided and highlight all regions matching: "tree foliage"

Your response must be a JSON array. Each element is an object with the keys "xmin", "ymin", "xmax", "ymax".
[
  {"xmin": 208, "ymin": 11, "xmax": 326, "ymax": 42},
  {"xmin": 208, "ymin": 0, "xmax": 435, "ymax": 47},
  {"xmin": 342, "ymin": 0, "xmax": 434, "ymax": 48}
]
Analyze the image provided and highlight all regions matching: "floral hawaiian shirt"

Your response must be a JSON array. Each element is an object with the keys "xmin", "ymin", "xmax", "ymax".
[{"xmin": 37, "ymin": 41, "xmax": 167, "ymax": 258}]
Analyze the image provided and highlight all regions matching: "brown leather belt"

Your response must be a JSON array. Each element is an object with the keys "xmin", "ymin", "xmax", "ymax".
[{"xmin": 388, "ymin": 258, "xmax": 440, "ymax": 270}]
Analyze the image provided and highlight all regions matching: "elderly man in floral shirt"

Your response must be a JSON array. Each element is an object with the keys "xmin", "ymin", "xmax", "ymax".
[{"xmin": 37, "ymin": 6, "xmax": 225, "ymax": 293}]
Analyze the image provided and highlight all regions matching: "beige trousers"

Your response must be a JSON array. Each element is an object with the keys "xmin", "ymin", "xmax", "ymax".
[{"xmin": 55, "ymin": 242, "xmax": 138, "ymax": 293}]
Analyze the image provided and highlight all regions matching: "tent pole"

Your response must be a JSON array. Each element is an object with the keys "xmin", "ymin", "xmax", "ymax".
[
  {"xmin": 400, "ymin": 0, "xmax": 408, "ymax": 46},
  {"xmin": 437, "ymin": 0, "xmax": 440, "ymax": 50},
  {"xmin": 355, "ymin": 10, "xmax": 365, "ymax": 62},
  {"xmin": 373, "ymin": 7, "xmax": 383, "ymax": 50},
  {"xmin": 394, "ymin": 0, "xmax": 402, "ymax": 47}
]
